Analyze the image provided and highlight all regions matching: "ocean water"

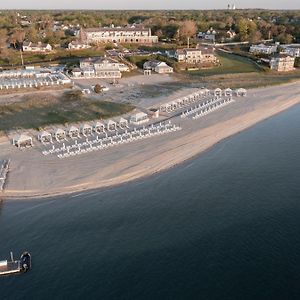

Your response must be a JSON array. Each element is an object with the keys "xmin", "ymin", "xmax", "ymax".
[{"xmin": 1, "ymin": 104, "xmax": 300, "ymax": 300}]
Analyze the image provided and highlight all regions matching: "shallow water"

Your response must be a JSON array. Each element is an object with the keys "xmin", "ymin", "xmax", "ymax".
[{"xmin": 1, "ymin": 104, "xmax": 300, "ymax": 300}]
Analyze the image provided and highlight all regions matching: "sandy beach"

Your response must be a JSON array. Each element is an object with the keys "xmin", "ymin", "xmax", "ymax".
[{"xmin": 1, "ymin": 80, "xmax": 300, "ymax": 199}]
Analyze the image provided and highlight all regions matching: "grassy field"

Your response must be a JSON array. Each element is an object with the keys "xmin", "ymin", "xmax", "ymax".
[
  {"xmin": 0, "ymin": 91, "xmax": 134, "ymax": 132},
  {"xmin": 196, "ymin": 70, "xmax": 300, "ymax": 89},
  {"xmin": 187, "ymin": 51, "xmax": 263, "ymax": 77},
  {"xmin": 0, "ymin": 48, "xmax": 106, "ymax": 68}
]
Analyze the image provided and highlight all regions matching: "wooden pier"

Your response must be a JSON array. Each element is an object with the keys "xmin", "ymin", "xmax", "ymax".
[{"xmin": 0, "ymin": 159, "xmax": 10, "ymax": 191}]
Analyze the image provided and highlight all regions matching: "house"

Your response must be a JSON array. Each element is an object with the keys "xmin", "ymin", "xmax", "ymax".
[
  {"xmin": 198, "ymin": 28, "xmax": 217, "ymax": 42},
  {"xmin": 143, "ymin": 60, "xmax": 173, "ymax": 74},
  {"xmin": 81, "ymin": 24, "xmax": 158, "ymax": 45},
  {"xmin": 68, "ymin": 41, "xmax": 91, "ymax": 50},
  {"xmin": 270, "ymin": 54, "xmax": 295, "ymax": 72},
  {"xmin": 249, "ymin": 43, "xmax": 277, "ymax": 55},
  {"xmin": 22, "ymin": 41, "xmax": 52, "ymax": 52},
  {"xmin": 78, "ymin": 57, "xmax": 124, "ymax": 79},
  {"xmin": 175, "ymin": 47, "xmax": 217, "ymax": 64},
  {"xmin": 280, "ymin": 44, "xmax": 300, "ymax": 57},
  {"xmin": 226, "ymin": 29, "xmax": 237, "ymax": 40},
  {"xmin": 130, "ymin": 112, "xmax": 149, "ymax": 125}
]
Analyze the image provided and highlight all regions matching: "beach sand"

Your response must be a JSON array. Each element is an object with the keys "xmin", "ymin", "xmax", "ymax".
[{"xmin": 1, "ymin": 81, "xmax": 300, "ymax": 199}]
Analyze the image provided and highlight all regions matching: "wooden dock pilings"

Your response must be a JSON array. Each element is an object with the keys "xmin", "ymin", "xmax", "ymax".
[{"xmin": 0, "ymin": 159, "xmax": 10, "ymax": 191}]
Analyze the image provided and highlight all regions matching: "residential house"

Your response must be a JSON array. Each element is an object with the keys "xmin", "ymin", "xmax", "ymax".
[
  {"xmin": 175, "ymin": 47, "xmax": 217, "ymax": 64},
  {"xmin": 68, "ymin": 41, "xmax": 91, "ymax": 50},
  {"xmin": 249, "ymin": 43, "xmax": 277, "ymax": 55},
  {"xmin": 143, "ymin": 60, "xmax": 173, "ymax": 74},
  {"xmin": 78, "ymin": 57, "xmax": 125, "ymax": 79},
  {"xmin": 270, "ymin": 54, "xmax": 295, "ymax": 72},
  {"xmin": 280, "ymin": 44, "xmax": 300, "ymax": 57},
  {"xmin": 22, "ymin": 41, "xmax": 52, "ymax": 52}
]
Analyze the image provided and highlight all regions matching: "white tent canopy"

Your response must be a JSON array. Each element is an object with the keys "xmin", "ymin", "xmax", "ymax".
[
  {"xmin": 214, "ymin": 88, "xmax": 222, "ymax": 97},
  {"xmin": 68, "ymin": 126, "xmax": 80, "ymax": 138},
  {"xmin": 224, "ymin": 88, "xmax": 233, "ymax": 97},
  {"xmin": 130, "ymin": 112, "xmax": 149, "ymax": 124},
  {"xmin": 53, "ymin": 128, "xmax": 66, "ymax": 141},
  {"xmin": 38, "ymin": 131, "xmax": 52, "ymax": 143},
  {"xmin": 236, "ymin": 88, "xmax": 247, "ymax": 96},
  {"xmin": 106, "ymin": 120, "xmax": 117, "ymax": 131},
  {"xmin": 12, "ymin": 134, "xmax": 33, "ymax": 148},
  {"xmin": 94, "ymin": 121, "xmax": 105, "ymax": 133},
  {"xmin": 81, "ymin": 124, "xmax": 93, "ymax": 136}
]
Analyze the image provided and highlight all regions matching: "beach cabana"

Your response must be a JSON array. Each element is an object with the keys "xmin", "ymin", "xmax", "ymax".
[
  {"xmin": 106, "ymin": 120, "xmax": 117, "ymax": 131},
  {"xmin": 116, "ymin": 117, "xmax": 128, "ymax": 129},
  {"xmin": 224, "ymin": 88, "xmax": 233, "ymax": 97},
  {"xmin": 214, "ymin": 88, "xmax": 222, "ymax": 97},
  {"xmin": 68, "ymin": 126, "xmax": 80, "ymax": 139},
  {"xmin": 93, "ymin": 121, "xmax": 105, "ymax": 133},
  {"xmin": 236, "ymin": 88, "xmax": 247, "ymax": 97},
  {"xmin": 203, "ymin": 88, "xmax": 210, "ymax": 96},
  {"xmin": 53, "ymin": 128, "xmax": 66, "ymax": 142},
  {"xmin": 12, "ymin": 134, "xmax": 33, "ymax": 148},
  {"xmin": 130, "ymin": 112, "xmax": 149, "ymax": 125},
  {"xmin": 81, "ymin": 124, "xmax": 93, "ymax": 136},
  {"xmin": 38, "ymin": 131, "xmax": 52, "ymax": 143}
]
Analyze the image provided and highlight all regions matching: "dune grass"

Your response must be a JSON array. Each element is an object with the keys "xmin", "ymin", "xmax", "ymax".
[{"xmin": 0, "ymin": 91, "xmax": 134, "ymax": 131}]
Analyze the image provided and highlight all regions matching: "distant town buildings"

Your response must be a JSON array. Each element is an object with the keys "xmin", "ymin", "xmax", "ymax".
[
  {"xmin": 143, "ymin": 60, "xmax": 173, "ymax": 74},
  {"xmin": 73, "ymin": 57, "xmax": 129, "ymax": 79},
  {"xmin": 280, "ymin": 44, "xmax": 300, "ymax": 57},
  {"xmin": 81, "ymin": 25, "xmax": 158, "ymax": 45},
  {"xmin": 68, "ymin": 41, "xmax": 91, "ymax": 50},
  {"xmin": 22, "ymin": 41, "xmax": 52, "ymax": 52},
  {"xmin": 175, "ymin": 46, "xmax": 217, "ymax": 64},
  {"xmin": 270, "ymin": 54, "xmax": 295, "ymax": 72},
  {"xmin": 249, "ymin": 43, "xmax": 278, "ymax": 55},
  {"xmin": 198, "ymin": 28, "xmax": 217, "ymax": 42}
]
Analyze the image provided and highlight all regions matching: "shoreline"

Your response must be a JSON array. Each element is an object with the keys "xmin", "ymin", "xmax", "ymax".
[{"xmin": 1, "ymin": 81, "xmax": 300, "ymax": 200}]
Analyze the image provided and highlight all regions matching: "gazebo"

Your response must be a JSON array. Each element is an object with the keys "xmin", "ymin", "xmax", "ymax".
[
  {"xmin": 116, "ymin": 117, "xmax": 128, "ymax": 129},
  {"xmin": 81, "ymin": 124, "xmax": 93, "ymax": 136},
  {"xmin": 93, "ymin": 121, "xmax": 105, "ymax": 133},
  {"xmin": 12, "ymin": 134, "xmax": 33, "ymax": 148},
  {"xmin": 224, "ymin": 88, "xmax": 233, "ymax": 97},
  {"xmin": 236, "ymin": 88, "xmax": 247, "ymax": 97},
  {"xmin": 214, "ymin": 88, "xmax": 222, "ymax": 97},
  {"xmin": 106, "ymin": 120, "xmax": 117, "ymax": 131},
  {"xmin": 130, "ymin": 112, "xmax": 149, "ymax": 125},
  {"xmin": 68, "ymin": 126, "xmax": 80, "ymax": 139},
  {"xmin": 53, "ymin": 128, "xmax": 66, "ymax": 142},
  {"xmin": 38, "ymin": 131, "xmax": 52, "ymax": 143}
]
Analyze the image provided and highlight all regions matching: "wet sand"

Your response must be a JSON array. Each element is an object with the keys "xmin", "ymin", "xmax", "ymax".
[{"xmin": 1, "ymin": 81, "xmax": 300, "ymax": 199}]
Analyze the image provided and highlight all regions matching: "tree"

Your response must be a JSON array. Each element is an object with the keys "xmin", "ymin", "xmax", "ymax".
[
  {"xmin": 94, "ymin": 84, "xmax": 103, "ymax": 93},
  {"xmin": 9, "ymin": 29, "xmax": 25, "ymax": 48},
  {"xmin": 179, "ymin": 20, "xmax": 197, "ymax": 41}
]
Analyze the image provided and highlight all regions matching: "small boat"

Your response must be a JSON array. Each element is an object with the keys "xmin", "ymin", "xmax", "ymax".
[{"xmin": 0, "ymin": 252, "xmax": 31, "ymax": 276}]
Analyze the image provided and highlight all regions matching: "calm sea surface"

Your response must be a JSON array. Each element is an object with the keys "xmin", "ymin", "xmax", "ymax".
[{"xmin": 1, "ymin": 104, "xmax": 300, "ymax": 300}]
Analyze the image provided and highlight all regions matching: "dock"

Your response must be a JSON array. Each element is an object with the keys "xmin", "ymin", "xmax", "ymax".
[{"xmin": 0, "ymin": 159, "xmax": 10, "ymax": 191}]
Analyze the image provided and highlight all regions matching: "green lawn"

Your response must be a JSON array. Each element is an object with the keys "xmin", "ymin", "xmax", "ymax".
[
  {"xmin": 188, "ymin": 51, "xmax": 263, "ymax": 77},
  {"xmin": 0, "ymin": 48, "xmax": 106, "ymax": 68},
  {"xmin": 0, "ymin": 93, "xmax": 134, "ymax": 131}
]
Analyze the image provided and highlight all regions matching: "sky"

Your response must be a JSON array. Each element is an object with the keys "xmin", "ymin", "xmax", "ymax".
[{"xmin": 0, "ymin": 0, "xmax": 299, "ymax": 10}]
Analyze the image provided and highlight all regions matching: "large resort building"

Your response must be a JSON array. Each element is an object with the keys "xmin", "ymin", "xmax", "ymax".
[
  {"xmin": 270, "ymin": 54, "xmax": 295, "ymax": 72},
  {"xmin": 73, "ymin": 57, "xmax": 129, "ymax": 79},
  {"xmin": 81, "ymin": 25, "xmax": 158, "ymax": 45},
  {"xmin": 175, "ymin": 47, "xmax": 217, "ymax": 64}
]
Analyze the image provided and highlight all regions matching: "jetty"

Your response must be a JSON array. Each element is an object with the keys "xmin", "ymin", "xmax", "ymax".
[{"xmin": 0, "ymin": 159, "xmax": 10, "ymax": 191}]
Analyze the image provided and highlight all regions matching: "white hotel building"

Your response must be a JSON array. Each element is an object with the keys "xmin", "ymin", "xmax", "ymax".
[{"xmin": 81, "ymin": 25, "xmax": 158, "ymax": 45}]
